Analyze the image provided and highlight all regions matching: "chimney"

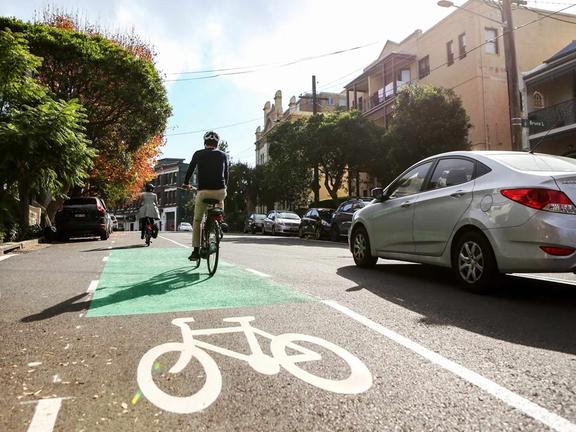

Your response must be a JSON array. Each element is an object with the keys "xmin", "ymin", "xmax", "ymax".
[{"xmin": 274, "ymin": 90, "xmax": 283, "ymax": 117}]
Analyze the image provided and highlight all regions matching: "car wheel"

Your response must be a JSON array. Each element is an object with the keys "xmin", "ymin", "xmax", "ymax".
[
  {"xmin": 100, "ymin": 231, "xmax": 109, "ymax": 241},
  {"xmin": 298, "ymin": 227, "xmax": 305, "ymax": 239},
  {"xmin": 453, "ymin": 231, "xmax": 498, "ymax": 294},
  {"xmin": 330, "ymin": 226, "xmax": 340, "ymax": 242},
  {"xmin": 314, "ymin": 227, "xmax": 321, "ymax": 241},
  {"xmin": 261, "ymin": 225, "xmax": 266, "ymax": 235},
  {"xmin": 351, "ymin": 227, "xmax": 377, "ymax": 268},
  {"xmin": 271, "ymin": 226, "xmax": 276, "ymax": 236}
]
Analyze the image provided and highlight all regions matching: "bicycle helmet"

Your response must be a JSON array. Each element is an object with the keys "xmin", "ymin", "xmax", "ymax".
[
  {"xmin": 203, "ymin": 130, "xmax": 220, "ymax": 146},
  {"xmin": 145, "ymin": 183, "xmax": 155, "ymax": 192}
]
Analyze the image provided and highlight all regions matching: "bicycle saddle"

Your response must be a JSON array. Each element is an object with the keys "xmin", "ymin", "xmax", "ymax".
[{"xmin": 203, "ymin": 198, "xmax": 220, "ymax": 205}]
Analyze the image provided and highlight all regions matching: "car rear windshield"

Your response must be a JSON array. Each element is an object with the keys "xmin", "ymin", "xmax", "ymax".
[
  {"xmin": 491, "ymin": 154, "xmax": 576, "ymax": 172},
  {"xmin": 254, "ymin": 215, "xmax": 266, "ymax": 220},
  {"xmin": 64, "ymin": 198, "xmax": 97, "ymax": 206},
  {"xmin": 279, "ymin": 212, "xmax": 299, "ymax": 219}
]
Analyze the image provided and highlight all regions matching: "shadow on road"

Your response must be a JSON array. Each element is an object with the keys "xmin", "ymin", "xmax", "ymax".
[
  {"xmin": 222, "ymin": 234, "xmax": 348, "ymax": 249},
  {"xmin": 80, "ymin": 244, "xmax": 147, "ymax": 252},
  {"xmin": 21, "ymin": 267, "xmax": 209, "ymax": 322},
  {"xmin": 337, "ymin": 263, "xmax": 576, "ymax": 355}
]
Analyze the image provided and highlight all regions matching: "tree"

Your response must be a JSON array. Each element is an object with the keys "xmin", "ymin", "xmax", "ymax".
[
  {"xmin": 266, "ymin": 120, "xmax": 313, "ymax": 209},
  {"xmin": 0, "ymin": 29, "xmax": 95, "ymax": 228},
  {"xmin": 306, "ymin": 111, "xmax": 384, "ymax": 201},
  {"xmin": 0, "ymin": 17, "xmax": 172, "ymax": 205},
  {"xmin": 385, "ymin": 84, "xmax": 471, "ymax": 180}
]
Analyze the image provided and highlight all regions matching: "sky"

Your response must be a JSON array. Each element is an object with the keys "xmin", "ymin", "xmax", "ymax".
[{"xmin": 0, "ymin": 0, "xmax": 565, "ymax": 165}]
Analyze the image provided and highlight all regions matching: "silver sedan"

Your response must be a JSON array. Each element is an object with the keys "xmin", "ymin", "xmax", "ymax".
[{"xmin": 349, "ymin": 151, "xmax": 576, "ymax": 293}]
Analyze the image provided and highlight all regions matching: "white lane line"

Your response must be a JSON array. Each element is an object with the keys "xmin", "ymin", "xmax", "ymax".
[
  {"xmin": 102, "ymin": 256, "xmax": 108, "ymax": 262},
  {"xmin": 0, "ymin": 254, "xmax": 15, "ymax": 262},
  {"xmin": 86, "ymin": 280, "xmax": 99, "ymax": 294},
  {"xmin": 159, "ymin": 235, "xmax": 191, "ymax": 249},
  {"xmin": 26, "ymin": 397, "xmax": 63, "ymax": 432},
  {"xmin": 323, "ymin": 300, "xmax": 576, "ymax": 432},
  {"xmin": 246, "ymin": 268, "xmax": 271, "ymax": 278},
  {"xmin": 512, "ymin": 274, "xmax": 576, "ymax": 286}
]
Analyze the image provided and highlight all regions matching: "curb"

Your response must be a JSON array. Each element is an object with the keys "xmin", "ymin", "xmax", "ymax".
[{"xmin": 0, "ymin": 238, "xmax": 45, "ymax": 254}]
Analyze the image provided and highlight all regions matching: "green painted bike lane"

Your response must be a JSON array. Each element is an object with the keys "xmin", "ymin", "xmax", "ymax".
[{"xmin": 87, "ymin": 248, "xmax": 314, "ymax": 317}]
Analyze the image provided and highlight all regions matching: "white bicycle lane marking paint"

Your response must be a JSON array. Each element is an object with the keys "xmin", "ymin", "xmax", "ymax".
[
  {"xmin": 137, "ymin": 316, "xmax": 373, "ymax": 414},
  {"xmin": 23, "ymin": 398, "xmax": 68, "ymax": 432},
  {"xmin": 324, "ymin": 300, "xmax": 576, "ymax": 432}
]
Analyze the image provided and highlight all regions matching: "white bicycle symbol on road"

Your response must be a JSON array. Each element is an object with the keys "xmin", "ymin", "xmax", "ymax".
[{"xmin": 137, "ymin": 316, "xmax": 373, "ymax": 414}]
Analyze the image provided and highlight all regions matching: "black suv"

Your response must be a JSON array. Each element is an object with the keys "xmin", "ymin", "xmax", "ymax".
[
  {"xmin": 330, "ymin": 198, "xmax": 373, "ymax": 241},
  {"xmin": 55, "ymin": 197, "xmax": 113, "ymax": 241}
]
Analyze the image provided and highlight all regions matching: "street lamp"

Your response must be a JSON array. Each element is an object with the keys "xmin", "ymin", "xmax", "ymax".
[{"xmin": 437, "ymin": 0, "xmax": 524, "ymax": 151}]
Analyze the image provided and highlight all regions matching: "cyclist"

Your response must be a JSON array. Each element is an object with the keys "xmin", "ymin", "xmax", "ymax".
[
  {"xmin": 182, "ymin": 131, "xmax": 229, "ymax": 261},
  {"xmin": 137, "ymin": 183, "xmax": 160, "ymax": 240}
]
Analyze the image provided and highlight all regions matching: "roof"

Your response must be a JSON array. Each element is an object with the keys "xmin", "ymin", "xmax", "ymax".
[{"xmin": 545, "ymin": 40, "xmax": 576, "ymax": 64}]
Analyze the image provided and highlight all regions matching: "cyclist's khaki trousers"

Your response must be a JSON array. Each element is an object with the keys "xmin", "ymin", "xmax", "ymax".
[{"xmin": 193, "ymin": 189, "xmax": 226, "ymax": 247}]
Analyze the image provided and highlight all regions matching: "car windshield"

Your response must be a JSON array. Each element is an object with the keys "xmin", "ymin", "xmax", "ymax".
[
  {"xmin": 279, "ymin": 212, "xmax": 299, "ymax": 219},
  {"xmin": 64, "ymin": 198, "xmax": 97, "ymax": 206},
  {"xmin": 491, "ymin": 153, "xmax": 576, "ymax": 172},
  {"xmin": 254, "ymin": 215, "xmax": 266, "ymax": 220}
]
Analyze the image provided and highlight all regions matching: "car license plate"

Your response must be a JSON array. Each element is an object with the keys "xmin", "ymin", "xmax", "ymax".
[{"xmin": 74, "ymin": 214, "xmax": 86, "ymax": 218}]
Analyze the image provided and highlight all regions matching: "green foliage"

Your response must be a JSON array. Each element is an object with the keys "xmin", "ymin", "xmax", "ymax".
[
  {"xmin": 266, "ymin": 120, "xmax": 313, "ymax": 208},
  {"xmin": 0, "ymin": 17, "xmax": 172, "ymax": 202},
  {"xmin": 384, "ymin": 84, "xmax": 471, "ymax": 180},
  {"xmin": 0, "ymin": 28, "xmax": 95, "ymax": 228}
]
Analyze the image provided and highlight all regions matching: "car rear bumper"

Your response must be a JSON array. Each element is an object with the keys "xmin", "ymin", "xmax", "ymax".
[
  {"xmin": 487, "ymin": 213, "xmax": 576, "ymax": 273},
  {"xmin": 276, "ymin": 225, "xmax": 300, "ymax": 234},
  {"xmin": 57, "ymin": 222, "xmax": 107, "ymax": 235}
]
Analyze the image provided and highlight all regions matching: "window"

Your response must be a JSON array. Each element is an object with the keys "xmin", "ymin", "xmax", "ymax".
[
  {"xmin": 458, "ymin": 33, "xmax": 467, "ymax": 59},
  {"xmin": 340, "ymin": 202, "xmax": 354, "ymax": 213},
  {"xmin": 338, "ymin": 98, "xmax": 347, "ymax": 107},
  {"xmin": 484, "ymin": 28, "xmax": 499, "ymax": 54},
  {"xmin": 446, "ymin": 40, "xmax": 454, "ymax": 66},
  {"xmin": 388, "ymin": 162, "xmax": 433, "ymax": 199},
  {"xmin": 397, "ymin": 69, "xmax": 411, "ymax": 83},
  {"xmin": 418, "ymin": 56, "xmax": 430, "ymax": 79},
  {"xmin": 427, "ymin": 159, "xmax": 475, "ymax": 190}
]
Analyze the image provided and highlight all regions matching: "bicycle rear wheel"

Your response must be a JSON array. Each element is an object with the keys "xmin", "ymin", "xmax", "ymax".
[{"xmin": 205, "ymin": 221, "xmax": 220, "ymax": 276}]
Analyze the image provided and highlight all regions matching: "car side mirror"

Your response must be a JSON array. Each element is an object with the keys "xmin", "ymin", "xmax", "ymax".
[{"xmin": 371, "ymin": 187, "xmax": 385, "ymax": 201}]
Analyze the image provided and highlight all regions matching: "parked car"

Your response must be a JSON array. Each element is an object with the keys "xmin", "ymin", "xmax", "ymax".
[
  {"xmin": 349, "ymin": 151, "xmax": 576, "ymax": 293},
  {"xmin": 110, "ymin": 215, "xmax": 119, "ymax": 231},
  {"xmin": 55, "ymin": 197, "xmax": 113, "ymax": 241},
  {"xmin": 299, "ymin": 208, "xmax": 334, "ymax": 240},
  {"xmin": 262, "ymin": 210, "xmax": 301, "ymax": 236},
  {"xmin": 178, "ymin": 222, "xmax": 192, "ymax": 231},
  {"xmin": 244, "ymin": 213, "xmax": 266, "ymax": 234},
  {"xmin": 330, "ymin": 198, "xmax": 373, "ymax": 241}
]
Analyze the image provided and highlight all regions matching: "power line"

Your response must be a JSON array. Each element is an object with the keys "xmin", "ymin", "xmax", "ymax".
[
  {"xmin": 165, "ymin": 117, "xmax": 261, "ymax": 136},
  {"xmin": 163, "ymin": 41, "xmax": 379, "ymax": 82}
]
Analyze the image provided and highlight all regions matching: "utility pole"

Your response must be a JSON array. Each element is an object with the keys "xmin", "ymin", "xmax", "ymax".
[
  {"xmin": 312, "ymin": 75, "xmax": 320, "ymax": 204},
  {"xmin": 501, "ymin": 0, "xmax": 524, "ymax": 151}
]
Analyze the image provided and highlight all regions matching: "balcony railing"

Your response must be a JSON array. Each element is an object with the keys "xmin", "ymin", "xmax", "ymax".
[
  {"xmin": 352, "ymin": 81, "xmax": 408, "ymax": 113},
  {"xmin": 528, "ymin": 98, "xmax": 576, "ymax": 135}
]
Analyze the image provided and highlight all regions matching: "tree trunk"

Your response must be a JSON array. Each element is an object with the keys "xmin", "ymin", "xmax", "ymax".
[{"xmin": 17, "ymin": 179, "xmax": 30, "ymax": 228}]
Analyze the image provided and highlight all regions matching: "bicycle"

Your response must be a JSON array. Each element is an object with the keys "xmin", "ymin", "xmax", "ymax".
[
  {"xmin": 137, "ymin": 316, "xmax": 373, "ymax": 414},
  {"xmin": 189, "ymin": 198, "xmax": 223, "ymax": 276},
  {"xmin": 176, "ymin": 186, "xmax": 224, "ymax": 276},
  {"xmin": 142, "ymin": 217, "xmax": 156, "ymax": 247}
]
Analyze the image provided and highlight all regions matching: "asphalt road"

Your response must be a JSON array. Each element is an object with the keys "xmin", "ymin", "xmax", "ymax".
[{"xmin": 1, "ymin": 231, "xmax": 575, "ymax": 432}]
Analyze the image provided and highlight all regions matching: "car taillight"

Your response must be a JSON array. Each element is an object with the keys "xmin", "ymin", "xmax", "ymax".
[
  {"xmin": 96, "ymin": 204, "xmax": 105, "ymax": 215},
  {"xmin": 501, "ymin": 188, "xmax": 576, "ymax": 214},
  {"xmin": 540, "ymin": 246, "xmax": 575, "ymax": 256}
]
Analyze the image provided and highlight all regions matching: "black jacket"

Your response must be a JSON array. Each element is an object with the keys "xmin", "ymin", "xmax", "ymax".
[{"xmin": 184, "ymin": 148, "xmax": 229, "ymax": 190}]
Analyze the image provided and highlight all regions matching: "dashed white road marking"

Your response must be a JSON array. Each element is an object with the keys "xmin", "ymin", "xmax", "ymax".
[
  {"xmin": 323, "ymin": 300, "xmax": 576, "ymax": 432},
  {"xmin": 102, "ymin": 256, "xmax": 108, "ymax": 262},
  {"xmin": 513, "ymin": 274, "xmax": 576, "ymax": 286},
  {"xmin": 158, "ymin": 235, "xmax": 190, "ymax": 249},
  {"xmin": 25, "ymin": 397, "xmax": 63, "ymax": 432},
  {"xmin": 246, "ymin": 268, "xmax": 271, "ymax": 278},
  {"xmin": 86, "ymin": 280, "xmax": 99, "ymax": 294},
  {"xmin": 0, "ymin": 254, "xmax": 15, "ymax": 262}
]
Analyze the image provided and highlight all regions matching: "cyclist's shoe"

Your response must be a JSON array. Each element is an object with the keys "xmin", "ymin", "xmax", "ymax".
[{"xmin": 188, "ymin": 249, "xmax": 200, "ymax": 261}]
